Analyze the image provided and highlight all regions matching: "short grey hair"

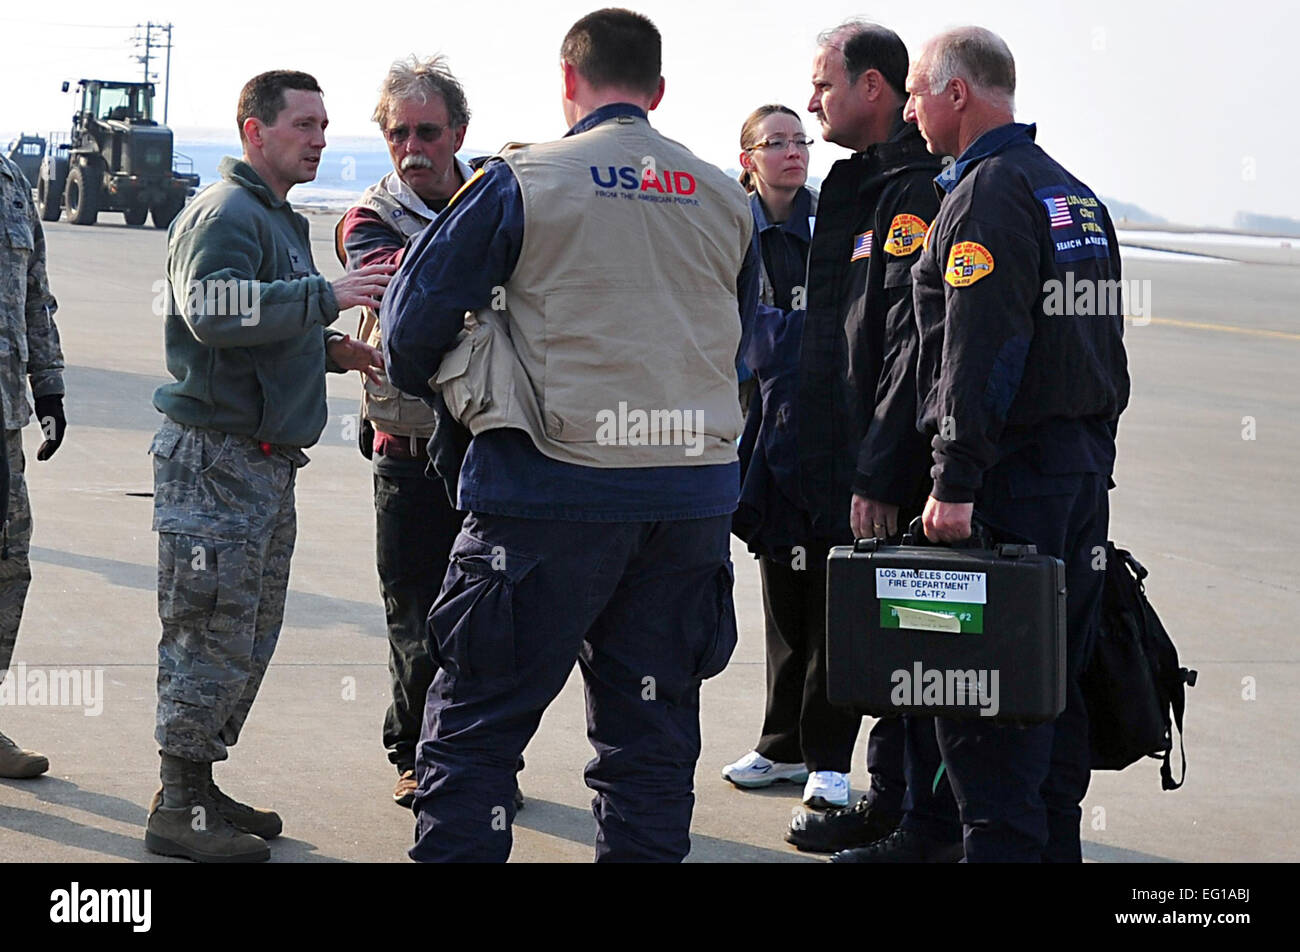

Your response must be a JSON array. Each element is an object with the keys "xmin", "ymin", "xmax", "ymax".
[
  {"xmin": 925, "ymin": 27, "xmax": 1015, "ymax": 107},
  {"xmin": 373, "ymin": 54, "xmax": 470, "ymax": 130}
]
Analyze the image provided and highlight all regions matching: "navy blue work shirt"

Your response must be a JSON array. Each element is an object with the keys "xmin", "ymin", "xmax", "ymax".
[
  {"xmin": 383, "ymin": 103, "xmax": 760, "ymax": 521},
  {"xmin": 751, "ymin": 188, "xmax": 814, "ymax": 311},
  {"xmin": 915, "ymin": 122, "xmax": 1127, "ymax": 501},
  {"xmin": 733, "ymin": 186, "xmax": 817, "ymax": 561}
]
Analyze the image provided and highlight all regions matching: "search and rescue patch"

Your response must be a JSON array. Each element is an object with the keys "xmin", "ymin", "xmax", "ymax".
[
  {"xmin": 1032, "ymin": 185, "xmax": 1111, "ymax": 263},
  {"xmin": 850, "ymin": 230, "xmax": 874, "ymax": 261},
  {"xmin": 883, "ymin": 214, "xmax": 929, "ymax": 257},
  {"xmin": 945, "ymin": 241, "xmax": 995, "ymax": 287}
]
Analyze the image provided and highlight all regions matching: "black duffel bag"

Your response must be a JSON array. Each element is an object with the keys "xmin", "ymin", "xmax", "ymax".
[{"xmin": 1082, "ymin": 543, "xmax": 1197, "ymax": 789}]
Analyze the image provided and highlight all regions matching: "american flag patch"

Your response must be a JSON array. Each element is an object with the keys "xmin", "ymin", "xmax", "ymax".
[
  {"xmin": 850, "ymin": 230, "xmax": 874, "ymax": 261},
  {"xmin": 1044, "ymin": 196, "xmax": 1072, "ymax": 229}
]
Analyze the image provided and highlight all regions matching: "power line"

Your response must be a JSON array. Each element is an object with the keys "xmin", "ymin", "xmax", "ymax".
[
  {"xmin": 0, "ymin": 16, "xmax": 136, "ymax": 29},
  {"xmin": 26, "ymin": 43, "xmax": 135, "ymax": 50}
]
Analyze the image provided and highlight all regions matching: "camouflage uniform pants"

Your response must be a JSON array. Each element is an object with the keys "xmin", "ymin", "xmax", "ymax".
[
  {"xmin": 150, "ymin": 419, "xmax": 306, "ymax": 763},
  {"xmin": 0, "ymin": 429, "xmax": 32, "ymax": 680}
]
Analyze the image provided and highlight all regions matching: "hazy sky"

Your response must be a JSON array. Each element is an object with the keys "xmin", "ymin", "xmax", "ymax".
[{"xmin": 3, "ymin": 1, "xmax": 1294, "ymax": 226}]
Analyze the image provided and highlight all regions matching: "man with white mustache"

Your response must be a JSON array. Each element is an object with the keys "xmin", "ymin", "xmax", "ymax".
[{"xmin": 336, "ymin": 56, "xmax": 515, "ymax": 813}]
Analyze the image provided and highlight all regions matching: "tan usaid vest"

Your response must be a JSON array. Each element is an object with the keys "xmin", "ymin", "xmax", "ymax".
[
  {"xmin": 435, "ymin": 115, "xmax": 754, "ymax": 468},
  {"xmin": 337, "ymin": 164, "xmax": 468, "ymax": 438}
]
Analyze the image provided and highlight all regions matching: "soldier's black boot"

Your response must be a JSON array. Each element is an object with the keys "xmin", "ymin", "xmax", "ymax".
[
  {"xmin": 0, "ymin": 731, "xmax": 49, "ymax": 779},
  {"xmin": 829, "ymin": 828, "xmax": 964, "ymax": 863},
  {"xmin": 785, "ymin": 795, "xmax": 900, "ymax": 853},
  {"xmin": 206, "ymin": 766, "xmax": 283, "ymax": 840},
  {"xmin": 145, "ymin": 753, "xmax": 270, "ymax": 863},
  {"xmin": 147, "ymin": 765, "xmax": 283, "ymax": 839}
]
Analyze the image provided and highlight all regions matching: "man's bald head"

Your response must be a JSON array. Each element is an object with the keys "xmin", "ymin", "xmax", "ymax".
[
  {"xmin": 920, "ymin": 26, "xmax": 1016, "ymax": 109},
  {"xmin": 905, "ymin": 26, "xmax": 1017, "ymax": 157}
]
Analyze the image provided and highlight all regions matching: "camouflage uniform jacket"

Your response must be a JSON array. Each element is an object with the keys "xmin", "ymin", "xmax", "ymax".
[{"xmin": 0, "ymin": 154, "xmax": 64, "ymax": 432}]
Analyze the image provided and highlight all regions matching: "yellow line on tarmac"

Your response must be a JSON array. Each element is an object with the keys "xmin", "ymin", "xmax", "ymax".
[{"xmin": 1130, "ymin": 316, "xmax": 1300, "ymax": 342}]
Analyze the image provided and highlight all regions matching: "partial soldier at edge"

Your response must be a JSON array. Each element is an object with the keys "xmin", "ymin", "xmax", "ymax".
[{"xmin": 0, "ymin": 153, "xmax": 67, "ymax": 781}]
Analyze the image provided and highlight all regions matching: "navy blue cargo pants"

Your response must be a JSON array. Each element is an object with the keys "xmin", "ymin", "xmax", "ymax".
[
  {"xmin": 410, "ymin": 512, "xmax": 737, "ymax": 863},
  {"xmin": 933, "ymin": 447, "xmax": 1109, "ymax": 862}
]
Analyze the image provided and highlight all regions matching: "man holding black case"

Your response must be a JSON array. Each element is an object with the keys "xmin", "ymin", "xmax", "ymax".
[{"xmin": 889, "ymin": 26, "xmax": 1129, "ymax": 863}]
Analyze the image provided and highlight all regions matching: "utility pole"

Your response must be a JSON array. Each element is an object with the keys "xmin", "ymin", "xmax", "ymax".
[
  {"xmin": 133, "ymin": 22, "xmax": 153, "ymax": 84},
  {"xmin": 132, "ymin": 22, "xmax": 174, "ymax": 120},
  {"xmin": 161, "ymin": 23, "xmax": 173, "ymax": 124}
]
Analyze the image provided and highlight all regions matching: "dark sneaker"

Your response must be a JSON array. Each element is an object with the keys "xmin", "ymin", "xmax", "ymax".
[
  {"xmin": 785, "ymin": 795, "xmax": 901, "ymax": 853},
  {"xmin": 394, "ymin": 769, "xmax": 417, "ymax": 808},
  {"xmin": 829, "ymin": 828, "xmax": 964, "ymax": 864}
]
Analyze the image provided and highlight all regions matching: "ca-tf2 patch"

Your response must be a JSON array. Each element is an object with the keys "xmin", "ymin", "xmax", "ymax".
[{"xmin": 945, "ymin": 240, "xmax": 994, "ymax": 287}]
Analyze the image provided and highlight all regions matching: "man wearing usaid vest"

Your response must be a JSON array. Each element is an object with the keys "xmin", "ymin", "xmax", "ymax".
[{"xmin": 383, "ymin": 7, "xmax": 759, "ymax": 862}]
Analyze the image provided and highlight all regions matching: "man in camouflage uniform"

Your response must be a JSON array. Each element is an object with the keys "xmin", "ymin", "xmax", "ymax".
[
  {"xmin": 0, "ymin": 153, "xmax": 66, "ymax": 780},
  {"xmin": 145, "ymin": 70, "xmax": 391, "ymax": 862}
]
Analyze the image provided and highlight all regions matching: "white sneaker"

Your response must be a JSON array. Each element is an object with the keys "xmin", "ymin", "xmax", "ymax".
[
  {"xmin": 722, "ymin": 751, "xmax": 809, "ymax": 789},
  {"xmin": 802, "ymin": 770, "xmax": 850, "ymax": 808}
]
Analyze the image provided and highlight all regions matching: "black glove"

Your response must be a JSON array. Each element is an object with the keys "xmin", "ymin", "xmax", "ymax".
[
  {"xmin": 34, "ymin": 394, "xmax": 66, "ymax": 461},
  {"xmin": 358, "ymin": 416, "xmax": 375, "ymax": 461}
]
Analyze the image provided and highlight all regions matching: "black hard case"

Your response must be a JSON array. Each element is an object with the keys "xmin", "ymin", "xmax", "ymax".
[{"xmin": 826, "ymin": 537, "xmax": 1067, "ymax": 723}]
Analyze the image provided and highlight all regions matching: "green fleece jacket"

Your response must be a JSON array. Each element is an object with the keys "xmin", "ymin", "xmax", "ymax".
[{"xmin": 153, "ymin": 157, "xmax": 345, "ymax": 447}]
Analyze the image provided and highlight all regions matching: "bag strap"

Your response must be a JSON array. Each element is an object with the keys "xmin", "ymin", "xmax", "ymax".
[
  {"xmin": 1160, "ymin": 666, "xmax": 1198, "ymax": 790},
  {"xmin": 1160, "ymin": 677, "xmax": 1187, "ymax": 791}
]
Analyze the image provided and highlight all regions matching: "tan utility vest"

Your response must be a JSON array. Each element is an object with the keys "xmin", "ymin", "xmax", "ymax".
[
  {"xmin": 434, "ymin": 115, "xmax": 754, "ymax": 468},
  {"xmin": 336, "ymin": 167, "xmax": 463, "ymax": 438}
]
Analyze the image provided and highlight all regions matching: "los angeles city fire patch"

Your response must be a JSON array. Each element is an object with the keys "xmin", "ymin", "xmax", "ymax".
[
  {"xmin": 944, "ymin": 241, "xmax": 995, "ymax": 287},
  {"xmin": 883, "ymin": 214, "xmax": 929, "ymax": 256}
]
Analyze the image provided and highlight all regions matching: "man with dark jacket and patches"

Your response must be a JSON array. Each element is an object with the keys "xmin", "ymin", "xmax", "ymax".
[
  {"xmin": 779, "ymin": 20, "xmax": 962, "ymax": 860},
  {"xmin": 893, "ymin": 26, "xmax": 1128, "ymax": 863},
  {"xmin": 146, "ymin": 70, "xmax": 392, "ymax": 862}
]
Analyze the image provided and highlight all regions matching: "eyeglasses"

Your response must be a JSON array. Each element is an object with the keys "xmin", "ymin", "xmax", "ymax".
[
  {"xmin": 384, "ymin": 122, "xmax": 448, "ymax": 145},
  {"xmin": 746, "ymin": 135, "xmax": 814, "ymax": 153}
]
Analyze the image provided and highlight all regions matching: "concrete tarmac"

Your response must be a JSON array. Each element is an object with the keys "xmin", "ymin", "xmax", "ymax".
[{"xmin": 0, "ymin": 214, "xmax": 1295, "ymax": 862}]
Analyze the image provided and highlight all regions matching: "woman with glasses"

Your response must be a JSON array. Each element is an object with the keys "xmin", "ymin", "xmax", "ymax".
[{"xmin": 723, "ymin": 106, "xmax": 857, "ymax": 810}]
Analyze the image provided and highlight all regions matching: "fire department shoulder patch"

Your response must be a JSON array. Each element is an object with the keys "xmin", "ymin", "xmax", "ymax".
[
  {"xmin": 944, "ymin": 241, "xmax": 995, "ymax": 288},
  {"xmin": 883, "ymin": 213, "xmax": 929, "ymax": 257}
]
